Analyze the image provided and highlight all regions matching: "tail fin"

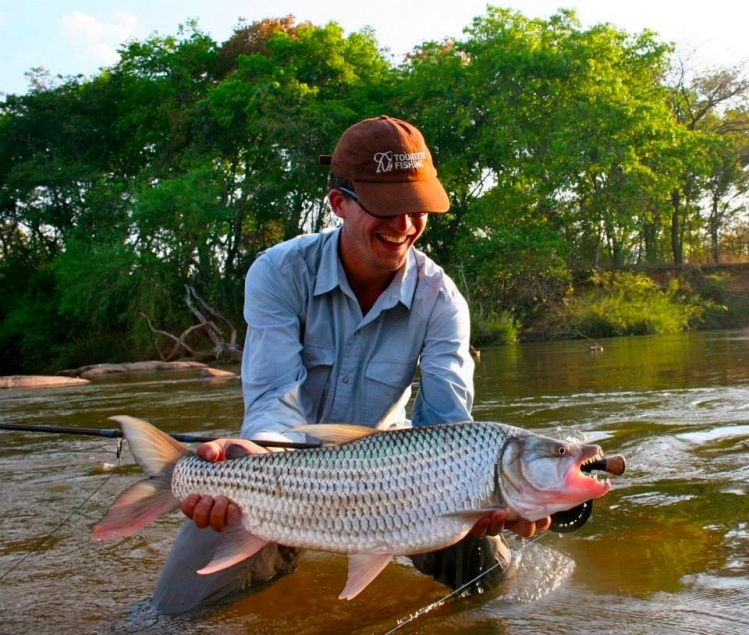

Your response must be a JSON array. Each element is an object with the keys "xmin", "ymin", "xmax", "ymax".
[{"xmin": 92, "ymin": 415, "xmax": 187, "ymax": 540}]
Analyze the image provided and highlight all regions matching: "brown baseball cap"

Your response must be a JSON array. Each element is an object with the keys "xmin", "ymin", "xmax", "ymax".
[{"xmin": 320, "ymin": 115, "xmax": 450, "ymax": 216}]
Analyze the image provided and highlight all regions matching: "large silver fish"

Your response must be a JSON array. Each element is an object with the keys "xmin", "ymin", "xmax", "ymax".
[{"xmin": 92, "ymin": 415, "xmax": 612, "ymax": 600}]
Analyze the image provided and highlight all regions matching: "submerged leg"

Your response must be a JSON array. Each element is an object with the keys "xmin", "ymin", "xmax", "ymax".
[
  {"xmin": 152, "ymin": 520, "xmax": 303, "ymax": 615},
  {"xmin": 410, "ymin": 533, "xmax": 514, "ymax": 593}
]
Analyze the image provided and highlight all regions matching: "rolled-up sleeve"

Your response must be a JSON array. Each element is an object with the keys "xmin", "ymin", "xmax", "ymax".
[{"xmin": 411, "ymin": 289, "xmax": 474, "ymax": 426}]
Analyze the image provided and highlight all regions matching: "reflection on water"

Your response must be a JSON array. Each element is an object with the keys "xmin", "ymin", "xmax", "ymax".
[{"xmin": 0, "ymin": 331, "xmax": 747, "ymax": 634}]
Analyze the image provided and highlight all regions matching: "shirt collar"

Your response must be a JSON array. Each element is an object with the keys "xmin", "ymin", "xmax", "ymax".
[
  {"xmin": 313, "ymin": 228, "xmax": 342, "ymax": 296},
  {"xmin": 313, "ymin": 227, "xmax": 418, "ymax": 311}
]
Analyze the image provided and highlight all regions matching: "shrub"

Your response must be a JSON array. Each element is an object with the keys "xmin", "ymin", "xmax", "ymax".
[
  {"xmin": 470, "ymin": 306, "xmax": 520, "ymax": 345},
  {"xmin": 552, "ymin": 271, "xmax": 714, "ymax": 337}
]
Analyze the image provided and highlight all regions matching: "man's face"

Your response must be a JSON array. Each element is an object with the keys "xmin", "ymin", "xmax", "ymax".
[{"xmin": 331, "ymin": 190, "xmax": 428, "ymax": 276}]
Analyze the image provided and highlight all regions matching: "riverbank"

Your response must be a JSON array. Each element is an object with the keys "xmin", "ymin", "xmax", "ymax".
[
  {"xmin": 607, "ymin": 263, "xmax": 749, "ymax": 329},
  {"xmin": 512, "ymin": 264, "xmax": 749, "ymax": 344}
]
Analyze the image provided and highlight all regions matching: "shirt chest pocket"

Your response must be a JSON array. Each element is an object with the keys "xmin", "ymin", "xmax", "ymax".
[{"xmin": 365, "ymin": 359, "xmax": 418, "ymax": 388}]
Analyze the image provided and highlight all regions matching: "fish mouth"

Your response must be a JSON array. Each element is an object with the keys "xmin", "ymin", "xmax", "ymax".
[
  {"xmin": 574, "ymin": 445, "xmax": 611, "ymax": 493},
  {"xmin": 580, "ymin": 445, "xmax": 604, "ymax": 471}
]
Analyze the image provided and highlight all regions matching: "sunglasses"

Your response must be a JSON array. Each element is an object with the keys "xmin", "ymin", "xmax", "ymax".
[{"xmin": 337, "ymin": 187, "xmax": 428, "ymax": 220}]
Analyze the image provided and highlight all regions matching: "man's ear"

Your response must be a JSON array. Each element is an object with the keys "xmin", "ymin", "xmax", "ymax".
[{"xmin": 328, "ymin": 188, "xmax": 347, "ymax": 220}]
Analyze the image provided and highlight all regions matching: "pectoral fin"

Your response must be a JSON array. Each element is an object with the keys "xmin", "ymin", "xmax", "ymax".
[
  {"xmin": 339, "ymin": 553, "xmax": 393, "ymax": 600},
  {"xmin": 197, "ymin": 526, "xmax": 269, "ymax": 575}
]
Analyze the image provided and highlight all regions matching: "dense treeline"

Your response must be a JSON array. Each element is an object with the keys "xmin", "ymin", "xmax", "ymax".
[{"xmin": 1, "ymin": 8, "xmax": 748, "ymax": 373}]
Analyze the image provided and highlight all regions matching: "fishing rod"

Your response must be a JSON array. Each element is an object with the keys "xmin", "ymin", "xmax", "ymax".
[
  {"xmin": 0, "ymin": 422, "xmax": 319, "ymax": 450},
  {"xmin": 0, "ymin": 423, "xmax": 628, "ymax": 470}
]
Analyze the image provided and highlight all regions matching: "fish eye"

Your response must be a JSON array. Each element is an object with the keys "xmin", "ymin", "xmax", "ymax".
[{"xmin": 557, "ymin": 445, "xmax": 567, "ymax": 456}]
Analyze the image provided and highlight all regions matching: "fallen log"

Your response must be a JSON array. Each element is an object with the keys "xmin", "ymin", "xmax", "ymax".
[
  {"xmin": 201, "ymin": 367, "xmax": 238, "ymax": 378},
  {"xmin": 1, "ymin": 375, "xmax": 91, "ymax": 389},
  {"xmin": 57, "ymin": 360, "xmax": 207, "ymax": 378}
]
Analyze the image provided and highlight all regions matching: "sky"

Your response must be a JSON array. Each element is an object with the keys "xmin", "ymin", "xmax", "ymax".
[{"xmin": 1, "ymin": 1, "xmax": 748, "ymax": 97}]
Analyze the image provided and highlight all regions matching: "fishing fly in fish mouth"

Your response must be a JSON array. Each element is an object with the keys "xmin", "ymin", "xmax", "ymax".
[{"xmin": 92, "ymin": 415, "xmax": 622, "ymax": 601}]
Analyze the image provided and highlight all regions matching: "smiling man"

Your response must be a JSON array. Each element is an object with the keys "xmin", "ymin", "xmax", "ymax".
[
  {"xmin": 239, "ymin": 115, "xmax": 473, "ymax": 442},
  {"xmin": 152, "ymin": 115, "xmax": 548, "ymax": 614}
]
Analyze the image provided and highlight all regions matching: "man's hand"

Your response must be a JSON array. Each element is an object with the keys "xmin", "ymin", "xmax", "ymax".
[
  {"xmin": 470, "ymin": 509, "xmax": 551, "ymax": 539},
  {"xmin": 180, "ymin": 438, "xmax": 267, "ymax": 532}
]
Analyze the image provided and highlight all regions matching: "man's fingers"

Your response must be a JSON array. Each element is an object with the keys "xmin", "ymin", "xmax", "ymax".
[
  {"xmin": 196, "ymin": 439, "xmax": 269, "ymax": 462},
  {"xmin": 486, "ymin": 509, "xmax": 508, "ymax": 535},
  {"xmin": 197, "ymin": 442, "xmax": 224, "ymax": 462},
  {"xmin": 536, "ymin": 516, "xmax": 552, "ymax": 533},
  {"xmin": 470, "ymin": 516, "xmax": 491, "ymax": 537},
  {"xmin": 470, "ymin": 509, "xmax": 508, "ymax": 537},
  {"xmin": 181, "ymin": 493, "xmax": 201, "ymax": 519},
  {"xmin": 470, "ymin": 510, "xmax": 551, "ymax": 539},
  {"xmin": 209, "ymin": 496, "xmax": 230, "ymax": 532},
  {"xmin": 226, "ymin": 502, "xmax": 242, "ymax": 526},
  {"xmin": 190, "ymin": 495, "xmax": 216, "ymax": 529},
  {"xmin": 505, "ymin": 517, "xmax": 537, "ymax": 538}
]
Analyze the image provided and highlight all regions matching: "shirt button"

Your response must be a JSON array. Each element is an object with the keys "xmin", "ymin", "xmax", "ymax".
[{"xmin": 341, "ymin": 376, "xmax": 350, "ymax": 384}]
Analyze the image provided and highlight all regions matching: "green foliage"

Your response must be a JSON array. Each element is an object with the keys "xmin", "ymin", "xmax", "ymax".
[
  {"xmin": 448, "ymin": 186, "xmax": 573, "ymax": 322},
  {"xmin": 1, "ymin": 10, "xmax": 748, "ymax": 373},
  {"xmin": 0, "ymin": 265, "xmax": 66, "ymax": 373},
  {"xmin": 686, "ymin": 271, "xmax": 748, "ymax": 329},
  {"xmin": 470, "ymin": 308, "xmax": 520, "ymax": 346},
  {"xmin": 559, "ymin": 271, "xmax": 713, "ymax": 337}
]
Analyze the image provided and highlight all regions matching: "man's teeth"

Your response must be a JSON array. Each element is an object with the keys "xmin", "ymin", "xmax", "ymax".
[{"xmin": 380, "ymin": 234, "xmax": 407, "ymax": 244}]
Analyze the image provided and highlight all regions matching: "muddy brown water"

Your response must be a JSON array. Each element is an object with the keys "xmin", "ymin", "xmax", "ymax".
[{"xmin": 1, "ymin": 330, "xmax": 748, "ymax": 634}]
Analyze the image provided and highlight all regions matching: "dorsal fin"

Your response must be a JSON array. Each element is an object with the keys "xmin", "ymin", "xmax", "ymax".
[{"xmin": 290, "ymin": 423, "xmax": 378, "ymax": 446}]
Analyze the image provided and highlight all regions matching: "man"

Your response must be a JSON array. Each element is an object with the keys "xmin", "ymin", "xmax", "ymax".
[{"xmin": 152, "ymin": 115, "xmax": 549, "ymax": 614}]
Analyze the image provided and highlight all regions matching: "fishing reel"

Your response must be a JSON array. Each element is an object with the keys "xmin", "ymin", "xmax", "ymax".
[
  {"xmin": 550, "ymin": 500, "xmax": 594, "ymax": 533},
  {"xmin": 549, "ymin": 453, "xmax": 626, "ymax": 533}
]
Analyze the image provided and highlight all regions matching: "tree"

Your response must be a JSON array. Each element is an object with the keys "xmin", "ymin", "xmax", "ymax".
[
  {"xmin": 666, "ymin": 62, "xmax": 749, "ymax": 263},
  {"xmin": 400, "ymin": 8, "xmax": 683, "ymax": 320},
  {"xmin": 2, "ymin": 9, "xmax": 748, "ymax": 373},
  {"xmin": 0, "ymin": 16, "xmax": 397, "ymax": 372}
]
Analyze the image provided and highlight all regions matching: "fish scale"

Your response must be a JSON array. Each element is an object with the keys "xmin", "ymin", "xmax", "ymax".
[{"xmin": 171, "ymin": 422, "xmax": 504, "ymax": 555}]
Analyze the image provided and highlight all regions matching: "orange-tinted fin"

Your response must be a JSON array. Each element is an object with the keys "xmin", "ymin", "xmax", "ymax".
[
  {"xmin": 91, "ymin": 415, "xmax": 187, "ymax": 540},
  {"xmin": 197, "ymin": 526, "xmax": 270, "ymax": 574},
  {"xmin": 291, "ymin": 423, "xmax": 378, "ymax": 446},
  {"xmin": 339, "ymin": 553, "xmax": 393, "ymax": 600},
  {"xmin": 92, "ymin": 480, "xmax": 178, "ymax": 540}
]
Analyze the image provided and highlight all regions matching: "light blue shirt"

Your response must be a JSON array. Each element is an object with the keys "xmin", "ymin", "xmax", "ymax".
[{"xmin": 240, "ymin": 227, "xmax": 474, "ymax": 441}]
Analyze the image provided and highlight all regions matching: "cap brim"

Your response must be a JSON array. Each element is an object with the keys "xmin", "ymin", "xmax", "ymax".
[{"xmin": 353, "ymin": 178, "xmax": 450, "ymax": 216}]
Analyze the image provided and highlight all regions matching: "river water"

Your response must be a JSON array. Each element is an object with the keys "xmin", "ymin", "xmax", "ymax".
[{"xmin": 1, "ymin": 330, "xmax": 748, "ymax": 634}]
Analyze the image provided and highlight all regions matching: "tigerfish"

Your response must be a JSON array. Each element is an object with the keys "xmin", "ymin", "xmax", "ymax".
[{"xmin": 92, "ymin": 415, "xmax": 613, "ymax": 600}]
